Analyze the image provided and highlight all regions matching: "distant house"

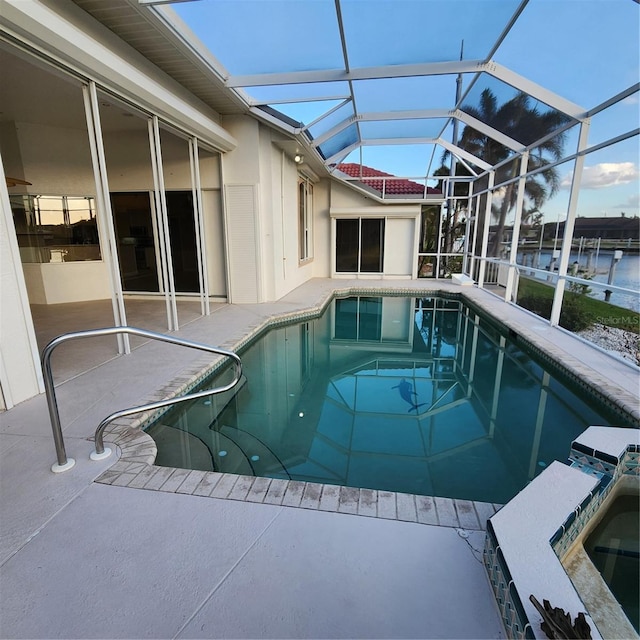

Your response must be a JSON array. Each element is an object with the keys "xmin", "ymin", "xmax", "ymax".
[
  {"xmin": 491, "ymin": 217, "xmax": 639, "ymax": 248},
  {"xmin": 336, "ymin": 163, "xmax": 441, "ymax": 198},
  {"xmin": 547, "ymin": 216, "xmax": 639, "ymax": 240}
]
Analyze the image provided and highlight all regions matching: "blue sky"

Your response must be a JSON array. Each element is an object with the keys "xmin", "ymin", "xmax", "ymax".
[
  {"xmin": 173, "ymin": 0, "xmax": 639, "ymax": 220},
  {"xmin": 494, "ymin": 0, "xmax": 639, "ymax": 222}
]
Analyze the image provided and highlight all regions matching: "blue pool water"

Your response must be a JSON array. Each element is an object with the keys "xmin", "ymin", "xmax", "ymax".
[{"xmin": 148, "ymin": 296, "xmax": 626, "ymax": 504}]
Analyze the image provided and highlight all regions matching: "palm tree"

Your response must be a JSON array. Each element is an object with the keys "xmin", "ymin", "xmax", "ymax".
[{"xmin": 453, "ymin": 88, "xmax": 570, "ymax": 256}]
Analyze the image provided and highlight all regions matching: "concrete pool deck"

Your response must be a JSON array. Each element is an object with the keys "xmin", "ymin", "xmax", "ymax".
[{"xmin": 1, "ymin": 278, "xmax": 638, "ymax": 639}]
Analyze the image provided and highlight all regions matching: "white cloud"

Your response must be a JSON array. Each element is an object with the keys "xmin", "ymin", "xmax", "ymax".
[
  {"xmin": 561, "ymin": 162, "xmax": 639, "ymax": 189},
  {"xmin": 614, "ymin": 193, "xmax": 640, "ymax": 209}
]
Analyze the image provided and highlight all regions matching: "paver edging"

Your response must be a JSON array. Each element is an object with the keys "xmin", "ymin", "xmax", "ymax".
[{"xmin": 95, "ymin": 461, "xmax": 499, "ymax": 531}]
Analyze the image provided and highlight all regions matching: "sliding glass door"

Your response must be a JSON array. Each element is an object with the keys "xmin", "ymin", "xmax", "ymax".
[
  {"xmin": 112, "ymin": 191, "xmax": 199, "ymax": 293},
  {"xmin": 112, "ymin": 192, "xmax": 159, "ymax": 292},
  {"xmin": 336, "ymin": 218, "xmax": 385, "ymax": 273}
]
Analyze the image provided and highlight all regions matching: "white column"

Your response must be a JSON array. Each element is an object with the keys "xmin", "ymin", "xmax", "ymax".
[
  {"xmin": 477, "ymin": 172, "xmax": 495, "ymax": 288},
  {"xmin": 148, "ymin": 116, "xmax": 178, "ymax": 331},
  {"xmin": 504, "ymin": 152, "xmax": 529, "ymax": 302},
  {"xmin": 468, "ymin": 196, "xmax": 479, "ymax": 278},
  {"xmin": 189, "ymin": 138, "xmax": 210, "ymax": 316},
  {"xmin": 83, "ymin": 83, "xmax": 129, "ymax": 354},
  {"xmin": 550, "ymin": 121, "xmax": 590, "ymax": 326},
  {"xmin": 412, "ymin": 211, "xmax": 421, "ymax": 279},
  {"xmin": 435, "ymin": 203, "xmax": 444, "ymax": 278},
  {"xmin": 462, "ymin": 182, "xmax": 473, "ymax": 274}
]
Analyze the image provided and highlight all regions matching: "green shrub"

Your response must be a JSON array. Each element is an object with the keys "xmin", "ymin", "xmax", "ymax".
[
  {"xmin": 517, "ymin": 292, "xmax": 591, "ymax": 332},
  {"xmin": 517, "ymin": 275, "xmax": 640, "ymax": 333},
  {"xmin": 559, "ymin": 292, "xmax": 592, "ymax": 332}
]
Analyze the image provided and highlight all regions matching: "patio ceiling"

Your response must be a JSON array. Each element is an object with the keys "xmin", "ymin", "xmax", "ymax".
[{"xmin": 128, "ymin": 1, "xmax": 636, "ymax": 184}]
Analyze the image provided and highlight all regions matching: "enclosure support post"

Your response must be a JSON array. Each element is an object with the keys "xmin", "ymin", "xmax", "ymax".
[
  {"xmin": 550, "ymin": 120, "xmax": 590, "ymax": 326},
  {"xmin": 504, "ymin": 152, "xmax": 529, "ymax": 302},
  {"xmin": 477, "ymin": 172, "xmax": 494, "ymax": 288}
]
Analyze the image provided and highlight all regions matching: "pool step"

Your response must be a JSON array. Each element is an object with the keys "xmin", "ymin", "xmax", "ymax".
[
  {"xmin": 219, "ymin": 425, "xmax": 290, "ymax": 479},
  {"xmin": 149, "ymin": 423, "xmax": 254, "ymax": 476}
]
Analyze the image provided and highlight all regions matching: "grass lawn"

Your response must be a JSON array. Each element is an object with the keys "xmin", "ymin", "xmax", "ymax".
[{"xmin": 516, "ymin": 276, "xmax": 640, "ymax": 333}]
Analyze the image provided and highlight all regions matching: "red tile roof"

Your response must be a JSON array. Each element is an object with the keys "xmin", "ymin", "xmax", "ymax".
[{"xmin": 336, "ymin": 163, "xmax": 441, "ymax": 195}]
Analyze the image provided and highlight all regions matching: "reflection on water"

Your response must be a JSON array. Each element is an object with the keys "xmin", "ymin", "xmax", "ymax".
[{"xmin": 149, "ymin": 296, "xmax": 624, "ymax": 504}]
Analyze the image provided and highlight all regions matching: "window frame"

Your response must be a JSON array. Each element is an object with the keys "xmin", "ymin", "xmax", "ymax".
[{"xmin": 298, "ymin": 176, "xmax": 314, "ymax": 264}]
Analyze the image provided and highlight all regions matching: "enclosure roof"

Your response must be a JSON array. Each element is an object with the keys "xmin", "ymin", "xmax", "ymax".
[{"xmin": 107, "ymin": 1, "xmax": 638, "ymax": 187}]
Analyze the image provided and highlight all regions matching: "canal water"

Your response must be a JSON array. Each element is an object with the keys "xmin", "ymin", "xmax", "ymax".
[{"xmin": 518, "ymin": 250, "xmax": 640, "ymax": 312}]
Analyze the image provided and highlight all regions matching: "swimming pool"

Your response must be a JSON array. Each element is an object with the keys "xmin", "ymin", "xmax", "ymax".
[{"xmin": 147, "ymin": 295, "xmax": 624, "ymax": 504}]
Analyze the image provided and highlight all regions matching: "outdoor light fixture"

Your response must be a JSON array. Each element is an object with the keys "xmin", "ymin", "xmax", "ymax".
[{"xmin": 294, "ymin": 154, "xmax": 304, "ymax": 164}]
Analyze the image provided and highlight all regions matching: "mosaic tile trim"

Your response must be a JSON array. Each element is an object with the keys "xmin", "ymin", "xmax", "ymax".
[
  {"xmin": 550, "ymin": 476, "xmax": 614, "ymax": 560},
  {"xmin": 569, "ymin": 440, "xmax": 627, "ymax": 476},
  {"xmin": 569, "ymin": 453, "xmax": 617, "ymax": 478},
  {"xmin": 622, "ymin": 448, "xmax": 640, "ymax": 475},
  {"xmin": 483, "ymin": 521, "xmax": 534, "ymax": 640},
  {"xmin": 553, "ymin": 442, "xmax": 640, "ymax": 559},
  {"xmin": 94, "ymin": 433, "xmax": 499, "ymax": 530}
]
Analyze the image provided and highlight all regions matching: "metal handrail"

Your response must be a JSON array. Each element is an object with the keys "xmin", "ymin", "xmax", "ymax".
[{"xmin": 42, "ymin": 326, "xmax": 242, "ymax": 473}]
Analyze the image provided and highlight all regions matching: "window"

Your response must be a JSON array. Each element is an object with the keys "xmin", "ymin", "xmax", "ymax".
[
  {"xmin": 335, "ymin": 217, "xmax": 385, "ymax": 273},
  {"xmin": 298, "ymin": 178, "xmax": 313, "ymax": 262},
  {"xmin": 10, "ymin": 195, "xmax": 100, "ymax": 263}
]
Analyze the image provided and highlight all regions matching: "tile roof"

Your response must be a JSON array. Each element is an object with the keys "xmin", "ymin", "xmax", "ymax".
[{"xmin": 336, "ymin": 163, "xmax": 441, "ymax": 196}]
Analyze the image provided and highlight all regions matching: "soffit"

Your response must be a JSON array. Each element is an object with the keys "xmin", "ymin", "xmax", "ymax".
[{"xmin": 70, "ymin": 0, "xmax": 247, "ymax": 116}]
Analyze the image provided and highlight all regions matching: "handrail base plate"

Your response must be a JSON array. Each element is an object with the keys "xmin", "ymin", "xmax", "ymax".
[
  {"xmin": 90, "ymin": 448, "xmax": 112, "ymax": 461},
  {"xmin": 51, "ymin": 458, "xmax": 75, "ymax": 473}
]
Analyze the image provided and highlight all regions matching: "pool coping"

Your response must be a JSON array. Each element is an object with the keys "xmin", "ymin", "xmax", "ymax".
[
  {"xmin": 94, "ymin": 282, "xmax": 640, "ymax": 531},
  {"xmin": 96, "ymin": 456, "xmax": 501, "ymax": 530}
]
